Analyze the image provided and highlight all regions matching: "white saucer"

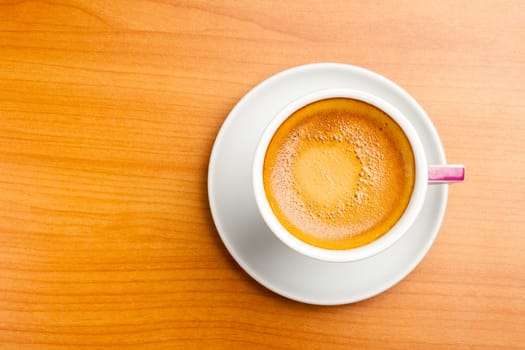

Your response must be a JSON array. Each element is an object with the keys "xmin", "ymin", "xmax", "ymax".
[{"xmin": 208, "ymin": 63, "xmax": 448, "ymax": 305}]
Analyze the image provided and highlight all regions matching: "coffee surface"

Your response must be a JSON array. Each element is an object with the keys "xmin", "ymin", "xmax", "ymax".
[{"xmin": 263, "ymin": 98, "xmax": 415, "ymax": 249}]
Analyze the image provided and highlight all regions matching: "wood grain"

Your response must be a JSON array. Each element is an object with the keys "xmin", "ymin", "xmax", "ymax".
[{"xmin": 1, "ymin": 0, "xmax": 524, "ymax": 348}]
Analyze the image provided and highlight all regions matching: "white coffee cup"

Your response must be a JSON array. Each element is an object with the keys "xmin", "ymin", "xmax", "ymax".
[{"xmin": 253, "ymin": 89, "xmax": 464, "ymax": 262}]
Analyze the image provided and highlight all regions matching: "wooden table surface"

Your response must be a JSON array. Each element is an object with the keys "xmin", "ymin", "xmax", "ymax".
[{"xmin": 1, "ymin": 1, "xmax": 524, "ymax": 348}]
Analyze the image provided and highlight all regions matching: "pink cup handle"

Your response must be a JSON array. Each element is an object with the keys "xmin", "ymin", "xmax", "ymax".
[{"xmin": 428, "ymin": 165, "xmax": 465, "ymax": 183}]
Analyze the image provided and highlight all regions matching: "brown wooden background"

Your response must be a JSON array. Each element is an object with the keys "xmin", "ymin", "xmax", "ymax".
[{"xmin": 1, "ymin": 1, "xmax": 524, "ymax": 348}]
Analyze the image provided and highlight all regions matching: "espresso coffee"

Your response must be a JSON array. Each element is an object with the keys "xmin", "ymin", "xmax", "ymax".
[{"xmin": 263, "ymin": 98, "xmax": 415, "ymax": 250}]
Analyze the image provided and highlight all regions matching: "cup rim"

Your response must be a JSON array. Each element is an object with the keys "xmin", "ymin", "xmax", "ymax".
[{"xmin": 253, "ymin": 88, "xmax": 428, "ymax": 262}]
